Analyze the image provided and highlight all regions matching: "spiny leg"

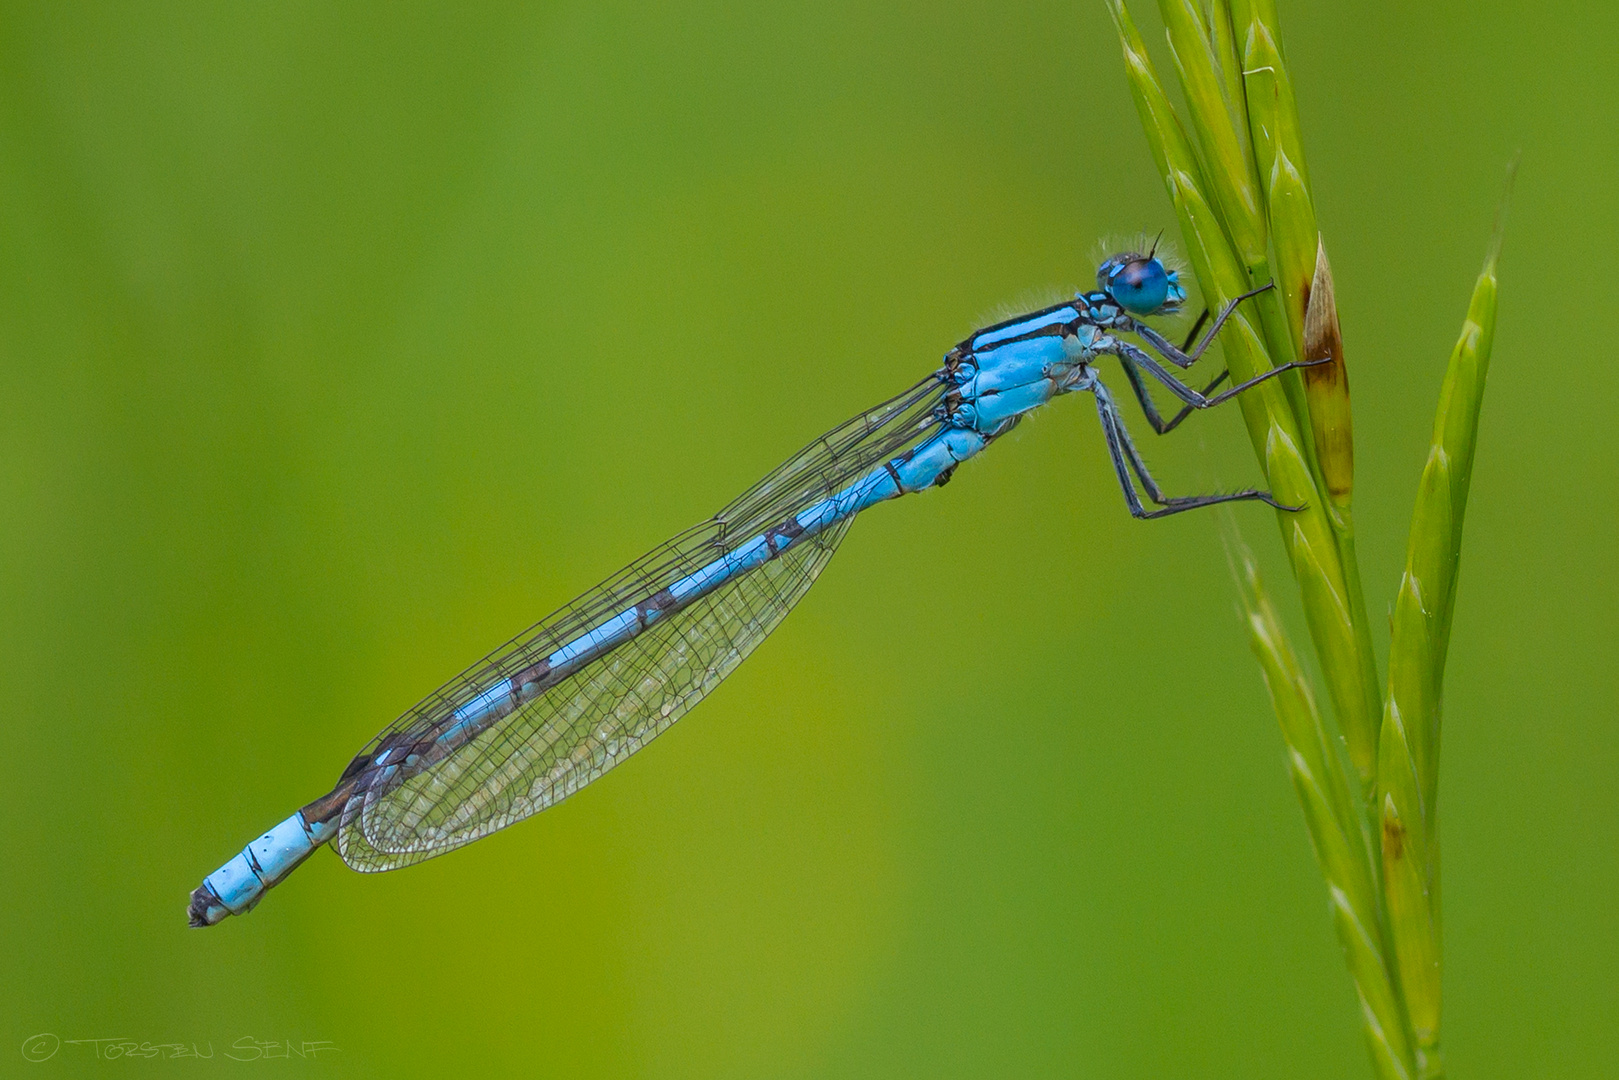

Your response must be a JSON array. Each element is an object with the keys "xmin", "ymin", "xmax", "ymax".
[
  {"xmin": 1116, "ymin": 306, "xmax": 1231, "ymax": 433},
  {"xmin": 1117, "ymin": 356, "xmax": 1230, "ymax": 435},
  {"xmin": 1110, "ymin": 339, "xmax": 1327, "ymax": 412},
  {"xmin": 1093, "ymin": 387, "xmax": 1151, "ymax": 518},
  {"xmin": 1178, "ymin": 307, "xmax": 1211, "ymax": 354},
  {"xmin": 1102, "ymin": 386, "xmax": 1269, "ymax": 507},
  {"xmin": 1089, "ymin": 381, "xmax": 1296, "ymax": 519},
  {"xmin": 1132, "ymin": 283, "xmax": 1273, "ymax": 369},
  {"xmin": 1130, "ymin": 306, "xmax": 1226, "ymax": 436}
]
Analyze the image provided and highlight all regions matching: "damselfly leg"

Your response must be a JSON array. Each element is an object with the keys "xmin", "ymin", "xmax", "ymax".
[
  {"xmin": 1106, "ymin": 339, "xmax": 1328, "ymax": 417},
  {"xmin": 1131, "ymin": 283, "xmax": 1273, "ymax": 369},
  {"xmin": 1089, "ymin": 379, "xmax": 1297, "ymax": 519},
  {"xmin": 1083, "ymin": 288, "xmax": 1319, "ymax": 517},
  {"xmin": 1115, "ymin": 310, "xmax": 1226, "ymax": 434}
]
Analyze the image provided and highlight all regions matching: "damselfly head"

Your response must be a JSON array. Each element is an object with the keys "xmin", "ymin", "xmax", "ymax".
[{"xmin": 1097, "ymin": 252, "xmax": 1185, "ymax": 316}]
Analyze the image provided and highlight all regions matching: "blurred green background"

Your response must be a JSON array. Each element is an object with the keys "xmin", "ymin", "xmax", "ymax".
[{"xmin": 1, "ymin": 1, "xmax": 1612, "ymax": 1076}]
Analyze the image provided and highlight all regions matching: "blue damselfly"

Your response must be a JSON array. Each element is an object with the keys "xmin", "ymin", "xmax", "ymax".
[{"xmin": 189, "ymin": 251, "xmax": 1318, "ymax": 926}]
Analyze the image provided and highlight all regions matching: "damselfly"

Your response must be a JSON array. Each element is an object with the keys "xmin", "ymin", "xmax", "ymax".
[{"xmin": 189, "ymin": 250, "xmax": 1319, "ymax": 926}]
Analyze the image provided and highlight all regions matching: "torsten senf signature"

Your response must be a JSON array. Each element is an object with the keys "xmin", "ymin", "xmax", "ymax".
[{"xmin": 21, "ymin": 1033, "xmax": 338, "ymax": 1063}]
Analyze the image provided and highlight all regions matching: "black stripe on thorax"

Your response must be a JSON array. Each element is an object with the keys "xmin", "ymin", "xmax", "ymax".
[{"xmin": 962, "ymin": 297, "xmax": 1089, "ymax": 346}]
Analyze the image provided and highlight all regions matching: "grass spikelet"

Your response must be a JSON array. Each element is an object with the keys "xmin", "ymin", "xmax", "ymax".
[
  {"xmin": 1377, "ymin": 161, "xmax": 1511, "ymax": 1080},
  {"xmin": 1105, "ymin": 5, "xmax": 1510, "ymax": 1078},
  {"xmin": 1302, "ymin": 238, "xmax": 1353, "ymax": 506},
  {"xmin": 1107, "ymin": 0, "xmax": 1380, "ymax": 787},
  {"xmin": 1157, "ymin": 0, "xmax": 1265, "ymax": 270},
  {"xmin": 1230, "ymin": 534, "xmax": 1414, "ymax": 1079}
]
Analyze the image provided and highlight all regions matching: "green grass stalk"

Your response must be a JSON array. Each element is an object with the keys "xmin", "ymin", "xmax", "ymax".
[
  {"xmin": 1104, "ymin": 5, "xmax": 1508, "ymax": 1078},
  {"xmin": 1107, "ymin": 0, "xmax": 1381, "ymax": 790},
  {"xmin": 1377, "ymin": 167, "xmax": 1508, "ymax": 1080},
  {"xmin": 1232, "ymin": 539, "xmax": 1415, "ymax": 1080}
]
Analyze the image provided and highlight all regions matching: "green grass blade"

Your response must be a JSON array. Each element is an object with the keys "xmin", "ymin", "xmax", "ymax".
[
  {"xmin": 1109, "ymin": 0, "xmax": 1380, "ymax": 789},
  {"xmin": 1205, "ymin": 0, "xmax": 1249, "ymax": 145},
  {"xmin": 1162, "ymin": 0, "xmax": 1318, "ymax": 459},
  {"xmin": 1232, "ymin": 0, "xmax": 1336, "ymax": 492},
  {"xmin": 1158, "ymin": 0, "xmax": 1265, "ymax": 269},
  {"xmin": 1234, "ymin": 0, "xmax": 1312, "ymax": 194},
  {"xmin": 1229, "ymin": 0, "xmax": 1382, "ymax": 791},
  {"xmin": 1378, "ymin": 665, "xmax": 1441, "ymax": 1077},
  {"xmin": 1429, "ymin": 170, "xmax": 1509, "ymax": 669},
  {"xmin": 1113, "ymin": 9, "xmax": 1509, "ymax": 1078},
  {"xmin": 1379, "ymin": 164, "xmax": 1510, "ymax": 1080},
  {"xmin": 1240, "ymin": 22, "xmax": 1315, "ymax": 350},
  {"xmin": 1107, "ymin": 1, "xmax": 1277, "ymax": 448},
  {"xmin": 1232, "ymin": 536, "xmax": 1415, "ymax": 1080}
]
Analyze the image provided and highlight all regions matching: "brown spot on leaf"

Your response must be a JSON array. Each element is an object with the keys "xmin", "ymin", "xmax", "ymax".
[
  {"xmin": 1302, "ymin": 237, "xmax": 1354, "ymax": 505},
  {"xmin": 1383, "ymin": 814, "xmax": 1407, "ymax": 861}
]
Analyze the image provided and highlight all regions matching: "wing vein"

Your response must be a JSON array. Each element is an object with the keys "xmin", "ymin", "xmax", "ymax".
[{"xmin": 333, "ymin": 374, "xmax": 947, "ymax": 870}]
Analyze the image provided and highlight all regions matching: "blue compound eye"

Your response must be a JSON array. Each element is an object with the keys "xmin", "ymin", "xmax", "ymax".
[{"xmin": 1104, "ymin": 257, "xmax": 1172, "ymax": 315}]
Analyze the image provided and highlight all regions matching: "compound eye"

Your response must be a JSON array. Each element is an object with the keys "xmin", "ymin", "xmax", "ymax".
[{"xmin": 1107, "ymin": 258, "xmax": 1171, "ymax": 315}]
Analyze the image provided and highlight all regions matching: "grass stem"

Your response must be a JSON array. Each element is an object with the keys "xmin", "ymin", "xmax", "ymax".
[{"xmin": 1105, "ymin": 6, "xmax": 1509, "ymax": 1077}]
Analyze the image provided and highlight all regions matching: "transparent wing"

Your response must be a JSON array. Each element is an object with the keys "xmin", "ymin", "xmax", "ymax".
[
  {"xmin": 336, "ymin": 520, "xmax": 850, "ymax": 871},
  {"xmin": 332, "ymin": 373, "xmax": 948, "ymax": 871}
]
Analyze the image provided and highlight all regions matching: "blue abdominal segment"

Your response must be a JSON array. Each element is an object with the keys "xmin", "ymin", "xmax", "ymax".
[{"xmin": 190, "ymin": 812, "xmax": 336, "ymax": 924}]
